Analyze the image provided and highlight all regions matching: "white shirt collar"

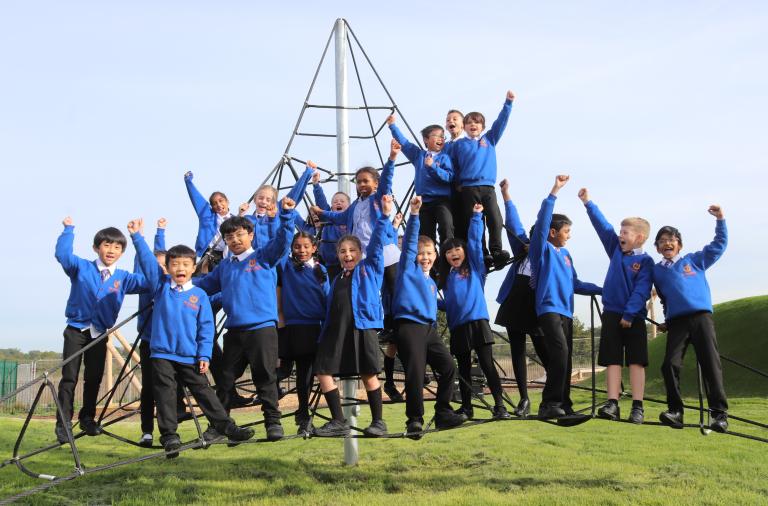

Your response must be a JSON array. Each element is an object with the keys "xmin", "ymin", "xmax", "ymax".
[
  {"xmin": 170, "ymin": 280, "xmax": 194, "ymax": 292},
  {"xmin": 661, "ymin": 254, "xmax": 681, "ymax": 266},
  {"xmin": 95, "ymin": 259, "xmax": 116, "ymax": 276},
  {"xmin": 448, "ymin": 132, "xmax": 465, "ymax": 142},
  {"xmin": 304, "ymin": 257, "xmax": 316, "ymax": 268},
  {"xmin": 233, "ymin": 248, "xmax": 254, "ymax": 262},
  {"xmin": 625, "ymin": 247, "xmax": 644, "ymax": 256}
]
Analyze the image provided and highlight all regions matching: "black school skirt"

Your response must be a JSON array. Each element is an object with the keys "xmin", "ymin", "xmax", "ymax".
[
  {"xmin": 279, "ymin": 324, "xmax": 320, "ymax": 359},
  {"xmin": 494, "ymin": 273, "xmax": 540, "ymax": 335},
  {"xmin": 450, "ymin": 319, "xmax": 495, "ymax": 357}
]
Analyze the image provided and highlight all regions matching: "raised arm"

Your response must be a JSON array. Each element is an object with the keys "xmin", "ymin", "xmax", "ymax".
[
  {"xmin": 500, "ymin": 180, "xmax": 529, "ymax": 258},
  {"xmin": 580, "ymin": 189, "xmax": 618, "ymax": 256},
  {"xmin": 529, "ymin": 175, "xmax": 568, "ymax": 270},
  {"xmin": 485, "ymin": 91, "xmax": 514, "ymax": 145},
  {"xmin": 154, "ymin": 218, "xmax": 167, "ymax": 252},
  {"xmin": 387, "ymin": 118, "xmax": 421, "ymax": 162},
  {"xmin": 366, "ymin": 195, "xmax": 393, "ymax": 272},
  {"xmin": 375, "ymin": 139, "xmax": 399, "ymax": 201},
  {"xmin": 467, "ymin": 205, "xmax": 486, "ymax": 278},
  {"xmin": 55, "ymin": 217, "xmax": 81, "ymax": 276},
  {"xmin": 400, "ymin": 197, "xmax": 422, "ymax": 268},
  {"xmin": 184, "ymin": 171, "xmax": 213, "ymax": 220},
  {"xmin": 312, "ymin": 173, "xmax": 331, "ymax": 211},
  {"xmin": 285, "ymin": 164, "xmax": 315, "ymax": 204},
  {"xmin": 692, "ymin": 206, "xmax": 727, "ymax": 270},
  {"xmin": 129, "ymin": 223, "xmax": 162, "ymax": 293},
  {"xmin": 261, "ymin": 198, "xmax": 297, "ymax": 267}
]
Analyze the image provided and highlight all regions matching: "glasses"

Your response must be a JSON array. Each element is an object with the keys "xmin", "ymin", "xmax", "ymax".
[
  {"xmin": 656, "ymin": 237, "xmax": 679, "ymax": 245},
  {"xmin": 224, "ymin": 231, "xmax": 250, "ymax": 242}
]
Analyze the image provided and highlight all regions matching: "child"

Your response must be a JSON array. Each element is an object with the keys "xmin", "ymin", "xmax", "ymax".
[
  {"xmin": 529, "ymin": 176, "xmax": 602, "ymax": 419},
  {"xmin": 578, "ymin": 188, "xmax": 653, "ymax": 424},
  {"xmin": 387, "ymin": 115, "xmax": 455, "ymax": 245},
  {"xmin": 183, "ymin": 171, "xmax": 233, "ymax": 269},
  {"xmin": 494, "ymin": 180, "xmax": 549, "ymax": 417},
  {"xmin": 129, "ymin": 220, "xmax": 254, "ymax": 457},
  {"xmin": 439, "ymin": 204, "xmax": 512, "ymax": 420},
  {"xmin": 311, "ymin": 170, "xmax": 350, "ymax": 280},
  {"xmin": 312, "ymin": 195, "xmax": 395, "ymax": 438},
  {"xmin": 654, "ymin": 205, "xmax": 729, "ymax": 432},
  {"xmin": 445, "ymin": 109, "xmax": 465, "ymax": 143},
  {"xmin": 276, "ymin": 231, "xmax": 330, "ymax": 435},
  {"xmin": 54, "ymin": 218, "xmax": 150, "ymax": 443},
  {"xmin": 195, "ymin": 198, "xmax": 297, "ymax": 441},
  {"xmin": 393, "ymin": 196, "xmax": 467, "ymax": 437},
  {"xmin": 445, "ymin": 91, "xmax": 515, "ymax": 269}
]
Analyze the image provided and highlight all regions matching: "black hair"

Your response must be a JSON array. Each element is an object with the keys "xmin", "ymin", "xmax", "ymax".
[
  {"xmin": 291, "ymin": 231, "xmax": 327, "ymax": 284},
  {"xmin": 654, "ymin": 226, "xmax": 683, "ymax": 248},
  {"xmin": 550, "ymin": 214, "xmax": 572, "ymax": 233},
  {"xmin": 420, "ymin": 125, "xmax": 444, "ymax": 138},
  {"xmin": 208, "ymin": 191, "xmax": 228, "ymax": 207},
  {"xmin": 437, "ymin": 237, "xmax": 470, "ymax": 290},
  {"xmin": 354, "ymin": 166, "xmax": 380, "ymax": 182},
  {"xmin": 165, "ymin": 245, "xmax": 196, "ymax": 267},
  {"xmin": 93, "ymin": 227, "xmax": 127, "ymax": 250},
  {"xmin": 220, "ymin": 216, "xmax": 254, "ymax": 235}
]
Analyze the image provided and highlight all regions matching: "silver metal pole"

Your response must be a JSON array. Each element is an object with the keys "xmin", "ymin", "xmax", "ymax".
[{"xmin": 335, "ymin": 17, "xmax": 359, "ymax": 466}]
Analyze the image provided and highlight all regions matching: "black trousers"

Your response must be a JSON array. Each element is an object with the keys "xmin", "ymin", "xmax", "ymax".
[
  {"xmin": 395, "ymin": 319, "xmax": 456, "ymax": 420},
  {"xmin": 661, "ymin": 312, "xmax": 728, "ymax": 413},
  {"xmin": 152, "ymin": 358, "xmax": 233, "ymax": 439},
  {"xmin": 419, "ymin": 199, "xmax": 454, "ymax": 247},
  {"xmin": 460, "ymin": 185, "xmax": 505, "ymax": 255},
  {"xmin": 506, "ymin": 328, "xmax": 548, "ymax": 399},
  {"xmin": 293, "ymin": 356, "xmax": 314, "ymax": 422},
  {"xmin": 538, "ymin": 313, "xmax": 574, "ymax": 410},
  {"xmin": 455, "ymin": 345, "xmax": 504, "ymax": 409},
  {"xmin": 218, "ymin": 326, "xmax": 280, "ymax": 423},
  {"xmin": 139, "ymin": 340, "xmax": 187, "ymax": 434},
  {"xmin": 57, "ymin": 326, "xmax": 106, "ymax": 424},
  {"xmin": 209, "ymin": 334, "xmax": 251, "ymax": 396}
]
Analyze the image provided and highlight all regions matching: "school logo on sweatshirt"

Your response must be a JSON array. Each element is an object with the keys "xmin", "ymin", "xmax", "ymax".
[
  {"xmin": 479, "ymin": 138, "xmax": 488, "ymax": 148},
  {"xmin": 108, "ymin": 280, "xmax": 121, "ymax": 293},
  {"xmin": 245, "ymin": 258, "xmax": 263, "ymax": 273},
  {"xmin": 184, "ymin": 295, "xmax": 199, "ymax": 310},
  {"xmin": 682, "ymin": 264, "xmax": 696, "ymax": 276},
  {"xmin": 631, "ymin": 262, "xmax": 641, "ymax": 272},
  {"xmin": 563, "ymin": 255, "xmax": 572, "ymax": 267}
]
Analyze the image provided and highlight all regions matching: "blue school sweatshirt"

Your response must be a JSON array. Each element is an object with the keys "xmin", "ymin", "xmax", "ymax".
[
  {"xmin": 319, "ymin": 209, "xmax": 389, "ymax": 339},
  {"xmin": 132, "ymin": 233, "xmax": 214, "ymax": 364},
  {"xmin": 496, "ymin": 199, "xmax": 531, "ymax": 304},
  {"xmin": 392, "ymin": 215, "xmax": 438, "ymax": 324},
  {"xmin": 389, "ymin": 124, "xmax": 453, "ymax": 202},
  {"xmin": 313, "ymin": 184, "xmax": 348, "ymax": 267},
  {"xmin": 445, "ymin": 98, "xmax": 512, "ymax": 187},
  {"xmin": 278, "ymin": 257, "xmax": 330, "ymax": 326},
  {"xmin": 184, "ymin": 175, "xmax": 228, "ymax": 258},
  {"xmin": 442, "ymin": 212, "xmax": 490, "ymax": 329},
  {"xmin": 196, "ymin": 208, "xmax": 296, "ymax": 330},
  {"xmin": 55, "ymin": 225, "xmax": 149, "ymax": 333},
  {"xmin": 584, "ymin": 201, "xmax": 654, "ymax": 322},
  {"xmin": 134, "ymin": 228, "xmax": 166, "ymax": 341},
  {"xmin": 528, "ymin": 195, "xmax": 602, "ymax": 318},
  {"xmin": 653, "ymin": 220, "xmax": 727, "ymax": 321}
]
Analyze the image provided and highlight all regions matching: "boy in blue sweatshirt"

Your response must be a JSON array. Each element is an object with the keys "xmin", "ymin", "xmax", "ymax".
[
  {"xmin": 393, "ymin": 196, "xmax": 466, "ymax": 437},
  {"xmin": 129, "ymin": 220, "xmax": 254, "ymax": 457},
  {"xmin": 310, "ymin": 170, "xmax": 350, "ymax": 280},
  {"xmin": 184, "ymin": 171, "xmax": 233, "ymax": 268},
  {"xmin": 578, "ymin": 188, "xmax": 654, "ymax": 424},
  {"xmin": 387, "ymin": 115, "xmax": 455, "ymax": 245},
  {"xmin": 445, "ymin": 91, "xmax": 515, "ymax": 269},
  {"xmin": 195, "ymin": 197, "xmax": 297, "ymax": 441},
  {"xmin": 653, "ymin": 205, "xmax": 729, "ymax": 432},
  {"xmin": 529, "ymin": 176, "xmax": 602, "ymax": 419},
  {"xmin": 54, "ymin": 218, "xmax": 150, "ymax": 443}
]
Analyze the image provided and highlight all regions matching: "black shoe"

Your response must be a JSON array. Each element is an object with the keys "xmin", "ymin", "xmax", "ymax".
[
  {"xmin": 138, "ymin": 433, "xmax": 154, "ymax": 448},
  {"xmin": 229, "ymin": 394, "xmax": 254, "ymax": 409},
  {"xmin": 314, "ymin": 419, "xmax": 350, "ymax": 437},
  {"xmin": 176, "ymin": 411, "xmax": 193, "ymax": 423},
  {"xmin": 628, "ymin": 407, "xmax": 644, "ymax": 425},
  {"xmin": 597, "ymin": 402, "xmax": 620, "ymax": 421},
  {"xmin": 202, "ymin": 425, "xmax": 224, "ymax": 444},
  {"xmin": 454, "ymin": 406, "xmax": 474, "ymax": 420},
  {"xmin": 434, "ymin": 410, "xmax": 467, "ymax": 429},
  {"xmin": 557, "ymin": 412, "xmax": 591, "ymax": 427},
  {"xmin": 491, "ymin": 250, "xmax": 511, "ymax": 270},
  {"xmin": 514, "ymin": 398, "xmax": 531, "ymax": 417},
  {"xmin": 226, "ymin": 424, "xmax": 256, "ymax": 444},
  {"xmin": 492, "ymin": 405, "xmax": 512, "ymax": 420},
  {"xmin": 80, "ymin": 418, "xmax": 102, "ymax": 436},
  {"xmin": 265, "ymin": 422, "xmax": 284, "ymax": 442},
  {"xmin": 55, "ymin": 423, "xmax": 71, "ymax": 444},
  {"xmin": 710, "ymin": 412, "xmax": 728, "ymax": 433},
  {"xmin": 483, "ymin": 254, "xmax": 494, "ymax": 270},
  {"xmin": 297, "ymin": 419, "xmax": 315, "ymax": 436},
  {"xmin": 363, "ymin": 419, "xmax": 387, "ymax": 437},
  {"xmin": 405, "ymin": 418, "xmax": 423, "ymax": 440},
  {"xmin": 161, "ymin": 435, "xmax": 182, "ymax": 459},
  {"xmin": 538, "ymin": 403, "xmax": 566, "ymax": 419},
  {"xmin": 659, "ymin": 410, "xmax": 684, "ymax": 429},
  {"xmin": 383, "ymin": 382, "xmax": 404, "ymax": 402}
]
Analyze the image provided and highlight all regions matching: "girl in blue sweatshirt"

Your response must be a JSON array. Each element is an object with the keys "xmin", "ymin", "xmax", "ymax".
[
  {"xmin": 277, "ymin": 231, "xmax": 330, "ymax": 435},
  {"xmin": 312, "ymin": 195, "xmax": 394, "ymax": 438},
  {"xmin": 439, "ymin": 205, "xmax": 511, "ymax": 420},
  {"xmin": 183, "ymin": 171, "xmax": 233, "ymax": 269}
]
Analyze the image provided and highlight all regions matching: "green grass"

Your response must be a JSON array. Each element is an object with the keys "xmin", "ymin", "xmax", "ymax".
[{"xmin": 1, "ymin": 391, "xmax": 767, "ymax": 505}]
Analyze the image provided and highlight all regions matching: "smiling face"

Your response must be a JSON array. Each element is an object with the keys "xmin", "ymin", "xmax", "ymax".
[
  {"xmin": 224, "ymin": 227, "xmax": 254, "ymax": 256},
  {"xmin": 93, "ymin": 241, "xmax": 124, "ymax": 267},
  {"xmin": 656, "ymin": 234, "xmax": 682, "ymax": 260},
  {"xmin": 619, "ymin": 225, "xmax": 645, "ymax": 253},
  {"xmin": 292, "ymin": 236, "xmax": 317, "ymax": 263},
  {"xmin": 331, "ymin": 192, "xmax": 350, "ymax": 211},
  {"xmin": 423, "ymin": 129, "xmax": 445, "ymax": 152},
  {"xmin": 337, "ymin": 239, "xmax": 362, "ymax": 271},
  {"xmin": 210, "ymin": 193, "xmax": 230, "ymax": 216},
  {"xmin": 355, "ymin": 171, "xmax": 378, "ymax": 198},
  {"xmin": 464, "ymin": 118, "xmax": 484, "ymax": 139},
  {"xmin": 445, "ymin": 112, "xmax": 464, "ymax": 140},
  {"xmin": 417, "ymin": 241, "xmax": 437, "ymax": 272},
  {"xmin": 548, "ymin": 225, "xmax": 571, "ymax": 248},
  {"xmin": 254, "ymin": 188, "xmax": 275, "ymax": 214},
  {"xmin": 445, "ymin": 245, "xmax": 466, "ymax": 268},
  {"xmin": 167, "ymin": 257, "xmax": 195, "ymax": 285}
]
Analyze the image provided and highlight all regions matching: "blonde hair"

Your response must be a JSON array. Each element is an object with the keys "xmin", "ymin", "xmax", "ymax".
[
  {"xmin": 621, "ymin": 217, "xmax": 651, "ymax": 242},
  {"xmin": 252, "ymin": 184, "xmax": 278, "ymax": 203}
]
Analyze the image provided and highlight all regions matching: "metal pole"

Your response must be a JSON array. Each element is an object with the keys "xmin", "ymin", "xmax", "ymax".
[{"xmin": 335, "ymin": 17, "xmax": 359, "ymax": 466}]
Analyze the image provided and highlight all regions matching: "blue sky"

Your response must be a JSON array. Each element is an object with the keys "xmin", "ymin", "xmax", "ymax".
[{"xmin": 1, "ymin": 1, "xmax": 766, "ymax": 351}]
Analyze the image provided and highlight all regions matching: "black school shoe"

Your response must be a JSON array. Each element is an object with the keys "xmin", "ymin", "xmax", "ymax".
[
  {"xmin": 383, "ymin": 382, "xmax": 404, "ymax": 402},
  {"xmin": 628, "ymin": 407, "xmax": 644, "ymax": 425},
  {"xmin": 435, "ymin": 410, "xmax": 468, "ymax": 429},
  {"xmin": 454, "ymin": 406, "xmax": 474, "ymax": 420},
  {"xmin": 492, "ymin": 250, "xmax": 511, "ymax": 270},
  {"xmin": 659, "ymin": 410, "xmax": 684, "ymax": 429},
  {"xmin": 710, "ymin": 411, "xmax": 729, "ymax": 433},
  {"xmin": 405, "ymin": 418, "xmax": 424, "ymax": 440},
  {"xmin": 80, "ymin": 418, "xmax": 102, "ymax": 436},
  {"xmin": 597, "ymin": 402, "xmax": 620, "ymax": 421},
  {"xmin": 363, "ymin": 419, "xmax": 388, "ymax": 437},
  {"xmin": 314, "ymin": 419, "xmax": 351, "ymax": 437},
  {"xmin": 202, "ymin": 425, "xmax": 224, "ymax": 444},
  {"xmin": 492, "ymin": 405, "xmax": 513, "ymax": 420},
  {"xmin": 514, "ymin": 398, "xmax": 531, "ymax": 417},
  {"xmin": 160, "ymin": 434, "xmax": 182, "ymax": 459},
  {"xmin": 538, "ymin": 403, "xmax": 566, "ymax": 419},
  {"xmin": 226, "ymin": 424, "xmax": 256, "ymax": 444},
  {"xmin": 264, "ymin": 422, "xmax": 284, "ymax": 442},
  {"xmin": 229, "ymin": 394, "xmax": 255, "ymax": 409}
]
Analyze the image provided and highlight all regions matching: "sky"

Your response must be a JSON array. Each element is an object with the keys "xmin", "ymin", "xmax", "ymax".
[{"xmin": 1, "ymin": 1, "xmax": 766, "ymax": 352}]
